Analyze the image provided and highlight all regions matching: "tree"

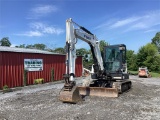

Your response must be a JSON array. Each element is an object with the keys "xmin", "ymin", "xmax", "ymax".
[
  {"xmin": 15, "ymin": 44, "xmax": 26, "ymax": 48},
  {"xmin": 76, "ymin": 48, "xmax": 88, "ymax": 60},
  {"xmin": 126, "ymin": 50, "xmax": 138, "ymax": 71},
  {"xmin": 76, "ymin": 48, "xmax": 88, "ymax": 56},
  {"xmin": 0, "ymin": 37, "xmax": 11, "ymax": 47},
  {"xmin": 34, "ymin": 44, "xmax": 46, "ymax": 50},
  {"xmin": 99, "ymin": 40, "xmax": 109, "ymax": 52},
  {"xmin": 26, "ymin": 44, "xmax": 34, "ymax": 49},
  {"xmin": 54, "ymin": 47, "xmax": 65, "ymax": 54},
  {"xmin": 16, "ymin": 43, "xmax": 46, "ymax": 50},
  {"xmin": 99, "ymin": 40, "xmax": 109, "ymax": 59},
  {"xmin": 76, "ymin": 48, "xmax": 94, "ymax": 69},
  {"xmin": 75, "ymin": 40, "xmax": 109, "ymax": 68},
  {"xmin": 137, "ymin": 43, "xmax": 160, "ymax": 72},
  {"xmin": 152, "ymin": 32, "xmax": 160, "ymax": 52}
]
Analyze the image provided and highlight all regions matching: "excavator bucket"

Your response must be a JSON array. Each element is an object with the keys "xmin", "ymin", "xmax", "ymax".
[
  {"xmin": 78, "ymin": 87, "xmax": 119, "ymax": 97},
  {"xmin": 59, "ymin": 86, "xmax": 82, "ymax": 103}
]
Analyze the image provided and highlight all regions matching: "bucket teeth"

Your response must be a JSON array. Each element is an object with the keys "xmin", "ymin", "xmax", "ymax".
[
  {"xmin": 59, "ymin": 86, "xmax": 82, "ymax": 103},
  {"xmin": 78, "ymin": 87, "xmax": 119, "ymax": 97}
]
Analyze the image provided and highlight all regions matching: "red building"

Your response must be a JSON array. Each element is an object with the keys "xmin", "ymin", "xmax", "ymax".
[{"xmin": 0, "ymin": 46, "xmax": 83, "ymax": 89}]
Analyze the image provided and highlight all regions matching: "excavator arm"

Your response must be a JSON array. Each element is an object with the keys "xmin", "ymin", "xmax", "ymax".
[{"xmin": 65, "ymin": 18, "xmax": 104, "ymax": 81}]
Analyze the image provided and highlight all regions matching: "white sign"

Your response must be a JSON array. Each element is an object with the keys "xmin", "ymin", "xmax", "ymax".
[{"xmin": 24, "ymin": 59, "xmax": 43, "ymax": 71}]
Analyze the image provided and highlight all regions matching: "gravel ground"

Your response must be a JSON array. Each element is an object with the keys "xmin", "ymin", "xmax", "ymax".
[{"xmin": 0, "ymin": 76, "xmax": 160, "ymax": 120}]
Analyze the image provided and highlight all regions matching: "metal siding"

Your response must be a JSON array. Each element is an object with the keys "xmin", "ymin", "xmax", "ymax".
[
  {"xmin": 0, "ymin": 51, "xmax": 82, "ymax": 89},
  {"xmin": 0, "ymin": 52, "xmax": 2, "ymax": 89},
  {"xmin": 75, "ymin": 56, "xmax": 83, "ymax": 77}
]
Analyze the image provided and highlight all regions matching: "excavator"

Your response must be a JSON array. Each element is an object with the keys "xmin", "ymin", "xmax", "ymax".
[{"xmin": 59, "ymin": 18, "xmax": 132, "ymax": 103}]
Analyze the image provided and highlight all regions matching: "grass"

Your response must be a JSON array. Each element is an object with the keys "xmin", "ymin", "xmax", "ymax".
[
  {"xmin": 128, "ymin": 71, "xmax": 138, "ymax": 75},
  {"xmin": 150, "ymin": 72, "xmax": 160, "ymax": 78},
  {"xmin": 128, "ymin": 70, "xmax": 160, "ymax": 78}
]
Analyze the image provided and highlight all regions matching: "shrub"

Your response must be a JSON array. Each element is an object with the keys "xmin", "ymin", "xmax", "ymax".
[
  {"xmin": 23, "ymin": 69, "xmax": 28, "ymax": 86},
  {"xmin": 34, "ymin": 78, "xmax": 44, "ymax": 84},
  {"xmin": 51, "ymin": 68, "xmax": 54, "ymax": 82},
  {"xmin": 3, "ymin": 85, "xmax": 9, "ymax": 90},
  {"xmin": 3, "ymin": 85, "xmax": 12, "ymax": 94}
]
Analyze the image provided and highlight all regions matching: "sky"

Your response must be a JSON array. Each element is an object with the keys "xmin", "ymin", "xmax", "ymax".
[{"xmin": 0, "ymin": 0, "xmax": 160, "ymax": 52}]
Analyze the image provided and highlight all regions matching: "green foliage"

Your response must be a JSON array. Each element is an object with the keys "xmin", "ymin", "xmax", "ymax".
[
  {"xmin": 15, "ymin": 44, "xmax": 26, "ymax": 48},
  {"xmin": 137, "ymin": 46, "xmax": 146, "ymax": 67},
  {"xmin": 125, "ymin": 33, "xmax": 160, "ymax": 73},
  {"xmin": 23, "ymin": 69, "xmax": 28, "ymax": 86},
  {"xmin": 76, "ymin": 48, "xmax": 88, "ymax": 56},
  {"xmin": 99, "ymin": 40, "xmax": 109, "ymax": 58},
  {"xmin": 137, "ymin": 43, "xmax": 160, "ymax": 72},
  {"xmin": 128, "ymin": 70, "xmax": 138, "ymax": 75},
  {"xmin": 16, "ymin": 43, "xmax": 46, "ymax": 50},
  {"xmin": 99, "ymin": 40, "xmax": 109, "ymax": 52},
  {"xmin": 126, "ymin": 50, "xmax": 138, "ymax": 71},
  {"xmin": 150, "ymin": 72, "xmax": 160, "ymax": 78},
  {"xmin": 54, "ymin": 47, "xmax": 65, "ymax": 54},
  {"xmin": 128, "ymin": 71, "xmax": 160, "ymax": 78},
  {"xmin": 34, "ymin": 44, "xmax": 46, "ymax": 50},
  {"xmin": 75, "ymin": 40, "xmax": 109, "ymax": 69},
  {"xmin": 26, "ymin": 44, "xmax": 34, "ymax": 49},
  {"xmin": 152, "ymin": 32, "xmax": 160, "ymax": 52},
  {"xmin": 0, "ymin": 37, "xmax": 11, "ymax": 47},
  {"xmin": 76, "ymin": 48, "xmax": 91, "ymax": 68},
  {"xmin": 3, "ymin": 85, "xmax": 9, "ymax": 90},
  {"xmin": 2, "ymin": 85, "xmax": 12, "ymax": 93},
  {"xmin": 34, "ymin": 78, "xmax": 44, "ymax": 84},
  {"xmin": 51, "ymin": 68, "xmax": 54, "ymax": 82}
]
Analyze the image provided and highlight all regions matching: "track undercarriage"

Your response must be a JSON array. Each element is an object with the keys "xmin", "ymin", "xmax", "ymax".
[
  {"xmin": 89, "ymin": 79, "xmax": 132, "ymax": 93},
  {"xmin": 78, "ymin": 78, "xmax": 132, "ymax": 97},
  {"xmin": 59, "ymin": 73, "xmax": 132, "ymax": 103}
]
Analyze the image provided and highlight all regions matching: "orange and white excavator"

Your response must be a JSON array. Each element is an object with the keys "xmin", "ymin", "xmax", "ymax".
[{"xmin": 59, "ymin": 18, "xmax": 132, "ymax": 103}]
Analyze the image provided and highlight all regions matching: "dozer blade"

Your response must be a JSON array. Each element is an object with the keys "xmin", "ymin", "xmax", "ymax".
[
  {"xmin": 59, "ymin": 86, "xmax": 82, "ymax": 103},
  {"xmin": 78, "ymin": 87, "xmax": 119, "ymax": 97}
]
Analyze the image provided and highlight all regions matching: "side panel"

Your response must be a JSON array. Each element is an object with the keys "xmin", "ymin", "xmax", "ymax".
[
  {"xmin": 75, "ymin": 56, "xmax": 83, "ymax": 77},
  {"xmin": 0, "ymin": 52, "xmax": 82, "ymax": 89},
  {"xmin": 0, "ymin": 52, "xmax": 2, "ymax": 89}
]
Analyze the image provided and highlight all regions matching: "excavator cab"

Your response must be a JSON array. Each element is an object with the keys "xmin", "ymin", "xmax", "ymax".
[{"xmin": 104, "ymin": 44, "xmax": 129, "ymax": 80}]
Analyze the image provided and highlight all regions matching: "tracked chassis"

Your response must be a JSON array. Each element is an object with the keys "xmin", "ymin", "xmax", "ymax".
[{"xmin": 78, "ymin": 79, "xmax": 132, "ymax": 97}]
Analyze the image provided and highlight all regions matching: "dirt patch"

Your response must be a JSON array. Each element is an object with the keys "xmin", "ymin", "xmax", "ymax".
[{"xmin": 0, "ymin": 76, "xmax": 160, "ymax": 120}]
